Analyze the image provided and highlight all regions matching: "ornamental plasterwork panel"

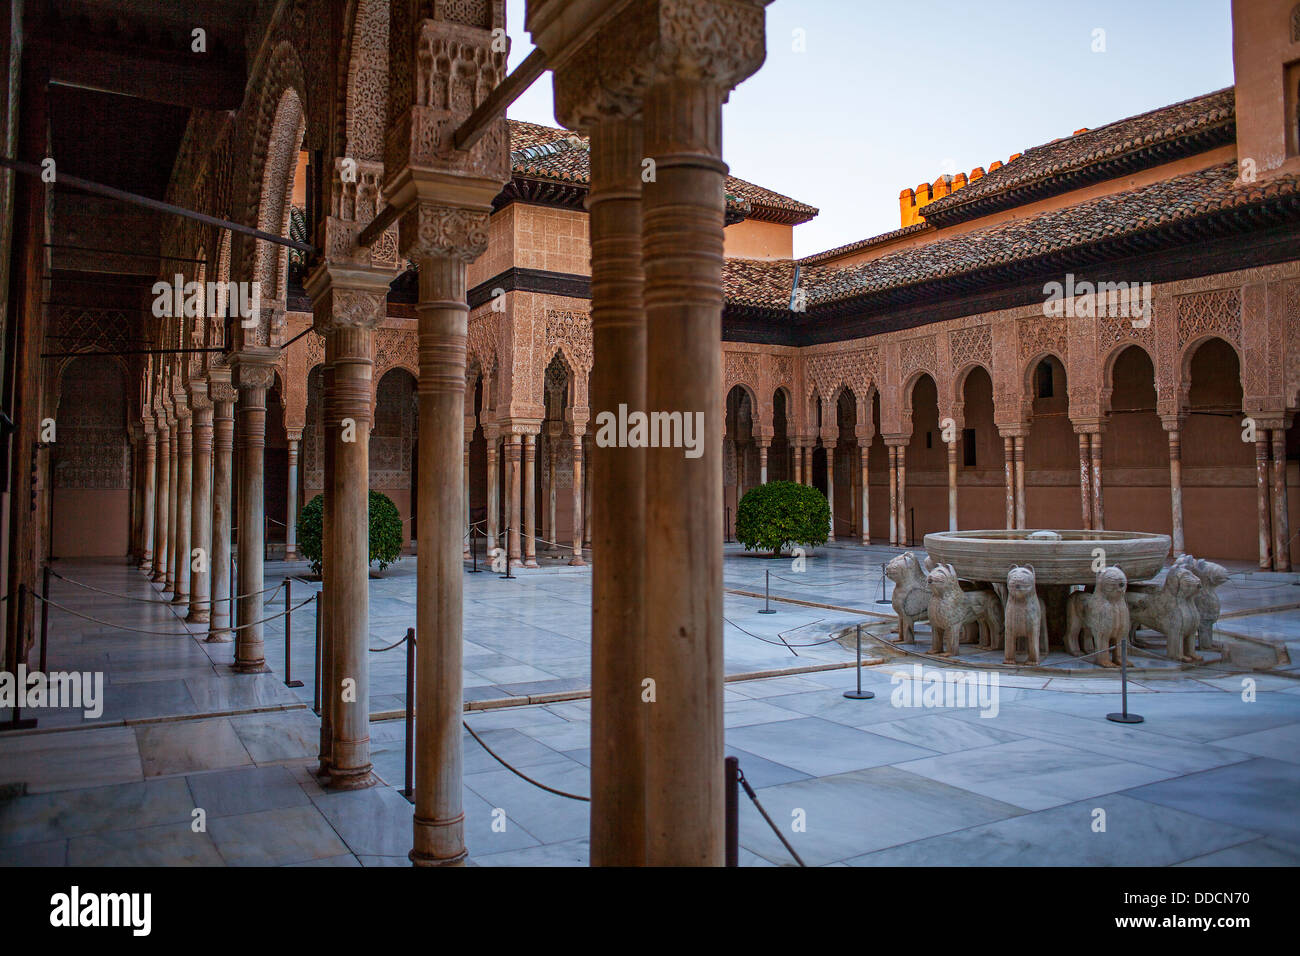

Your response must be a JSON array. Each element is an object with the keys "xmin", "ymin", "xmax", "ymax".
[
  {"xmin": 544, "ymin": 309, "xmax": 593, "ymax": 374},
  {"xmin": 1175, "ymin": 288, "xmax": 1242, "ymax": 349}
]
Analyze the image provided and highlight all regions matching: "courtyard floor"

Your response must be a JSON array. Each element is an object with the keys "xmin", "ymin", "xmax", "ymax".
[{"xmin": 2, "ymin": 542, "xmax": 1298, "ymax": 866}]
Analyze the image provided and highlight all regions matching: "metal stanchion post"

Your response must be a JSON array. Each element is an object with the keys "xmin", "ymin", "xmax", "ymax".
[
  {"xmin": 725, "ymin": 755, "xmax": 739, "ymax": 867},
  {"xmin": 39, "ymin": 565, "xmax": 50, "ymax": 674},
  {"xmin": 404, "ymin": 628, "xmax": 415, "ymax": 800},
  {"xmin": 875, "ymin": 562, "xmax": 892, "ymax": 606},
  {"xmin": 312, "ymin": 591, "xmax": 322, "ymax": 715},
  {"xmin": 759, "ymin": 568, "xmax": 776, "ymax": 613},
  {"xmin": 283, "ymin": 578, "xmax": 303, "ymax": 688},
  {"xmin": 4, "ymin": 585, "xmax": 37, "ymax": 730},
  {"xmin": 844, "ymin": 623, "xmax": 875, "ymax": 700},
  {"xmin": 1107, "ymin": 638, "xmax": 1144, "ymax": 724},
  {"xmin": 500, "ymin": 524, "xmax": 515, "ymax": 580},
  {"xmin": 229, "ymin": 557, "xmax": 237, "ymax": 635}
]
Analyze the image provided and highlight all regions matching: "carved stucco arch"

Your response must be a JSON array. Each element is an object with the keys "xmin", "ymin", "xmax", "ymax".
[
  {"xmin": 900, "ymin": 368, "xmax": 939, "ymax": 437},
  {"xmin": 1100, "ymin": 341, "xmax": 1163, "ymax": 417},
  {"xmin": 339, "ymin": 0, "xmax": 390, "ymax": 164},
  {"xmin": 1176, "ymin": 334, "xmax": 1247, "ymax": 417}
]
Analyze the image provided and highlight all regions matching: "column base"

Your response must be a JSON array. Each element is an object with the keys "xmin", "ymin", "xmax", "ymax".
[
  {"xmin": 315, "ymin": 760, "xmax": 332, "ymax": 778},
  {"xmin": 139, "ymin": 560, "xmax": 152, "ymax": 572},
  {"xmin": 411, "ymin": 813, "xmax": 468, "ymax": 867},
  {"xmin": 171, "ymin": 594, "xmax": 188, "ymax": 606},
  {"xmin": 186, "ymin": 610, "xmax": 211, "ymax": 624},
  {"xmin": 204, "ymin": 629, "xmax": 232, "ymax": 643},
  {"xmin": 151, "ymin": 571, "xmax": 166, "ymax": 583},
  {"xmin": 230, "ymin": 660, "xmax": 270, "ymax": 674},
  {"xmin": 324, "ymin": 767, "xmax": 377, "ymax": 791},
  {"xmin": 285, "ymin": 547, "xmax": 297, "ymax": 560},
  {"xmin": 524, "ymin": 558, "xmax": 539, "ymax": 568},
  {"xmin": 568, "ymin": 555, "xmax": 586, "ymax": 567}
]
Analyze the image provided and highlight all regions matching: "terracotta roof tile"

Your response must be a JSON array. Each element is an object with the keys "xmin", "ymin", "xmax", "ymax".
[
  {"xmin": 921, "ymin": 88, "xmax": 1235, "ymax": 221},
  {"xmin": 507, "ymin": 119, "xmax": 818, "ymax": 223}
]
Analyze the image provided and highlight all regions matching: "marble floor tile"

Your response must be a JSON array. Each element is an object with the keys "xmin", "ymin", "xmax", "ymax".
[{"xmin": 135, "ymin": 718, "xmax": 252, "ymax": 777}]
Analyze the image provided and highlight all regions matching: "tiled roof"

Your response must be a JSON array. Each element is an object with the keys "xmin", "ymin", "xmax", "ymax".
[
  {"xmin": 725, "ymin": 162, "xmax": 1300, "ymax": 312},
  {"xmin": 507, "ymin": 119, "xmax": 818, "ymax": 224},
  {"xmin": 919, "ymin": 88, "xmax": 1236, "ymax": 224},
  {"xmin": 724, "ymin": 257, "xmax": 798, "ymax": 309},
  {"xmin": 798, "ymin": 222, "xmax": 932, "ymax": 266}
]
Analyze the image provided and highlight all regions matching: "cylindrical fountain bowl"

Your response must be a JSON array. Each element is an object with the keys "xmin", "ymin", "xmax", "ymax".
[{"xmin": 922, "ymin": 529, "xmax": 1171, "ymax": 586}]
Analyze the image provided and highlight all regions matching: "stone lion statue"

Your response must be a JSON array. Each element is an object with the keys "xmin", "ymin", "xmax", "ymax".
[
  {"xmin": 1065, "ymin": 566, "xmax": 1129, "ymax": 667},
  {"xmin": 885, "ymin": 551, "xmax": 933, "ymax": 644},
  {"xmin": 1172, "ymin": 553, "xmax": 1229, "ymax": 651},
  {"xmin": 1126, "ymin": 565, "xmax": 1203, "ymax": 663},
  {"xmin": 1003, "ymin": 565, "xmax": 1047, "ymax": 665},
  {"xmin": 926, "ymin": 562, "xmax": 1003, "ymax": 658}
]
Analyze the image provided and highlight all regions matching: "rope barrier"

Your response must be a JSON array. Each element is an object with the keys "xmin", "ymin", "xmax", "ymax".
[
  {"xmin": 50, "ymin": 567, "xmax": 287, "ymax": 606},
  {"xmin": 462, "ymin": 719, "xmax": 590, "ymax": 802},
  {"xmin": 370, "ymin": 632, "xmax": 413, "ymax": 653},
  {"xmin": 722, "ymin": 615, "xmax": 842, "ymax": 653},
  {"xmin": 31, "ymin": 591, "xmax": 314, "ymax": 637},
  {"xmin": 736, "ymin": 763, "xmax": 806, "ymax": 867}
]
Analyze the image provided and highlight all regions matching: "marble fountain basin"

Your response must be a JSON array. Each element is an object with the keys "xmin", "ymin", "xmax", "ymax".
[{"xmin": 921, "ymin": 529, "xmax": 1171, "ymax": 586}]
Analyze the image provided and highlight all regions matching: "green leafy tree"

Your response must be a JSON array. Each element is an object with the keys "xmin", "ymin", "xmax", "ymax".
[
  {"xmin": 297, "ymin": 494, "xmax": 325, "ymax": 575},
  {"xmin": 735, "ymin": 480, "xmax": 829, "ymax": 557},
  {"xmin": 295, "ymin": 491, "xmax": 405, "ymax": 575}
]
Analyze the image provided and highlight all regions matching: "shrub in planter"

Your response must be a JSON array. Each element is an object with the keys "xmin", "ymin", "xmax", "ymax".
[
  {"xmin": 295, "ymin": 490, "xmax": 405, "ymax": 575},
  {"xmin": 735, "ymin": 480, "xmax": 829, "ymax": 557},
  {"xmin": 368, "ymin": 490, "xmax": 403, "ymax": 572}
]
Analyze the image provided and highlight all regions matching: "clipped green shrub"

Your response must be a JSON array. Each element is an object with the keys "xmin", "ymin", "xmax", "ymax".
[
  {"xmin": 368, "ymin": 490, "xmax": 403, "ymax": 572},
  {"xmin": 735, "ymin": 480, "xmax": 829, "ymax": 557},
  {"xmin": 294, "ymin": 490, "xmax": 405, "ymax": 575},
  {"xmin": 297, "ymin": 493, "xmax": 325, "ymax": 575}
]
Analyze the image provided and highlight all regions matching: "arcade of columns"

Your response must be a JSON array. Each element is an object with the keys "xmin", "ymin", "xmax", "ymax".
[{"xmin": 120, "ymin": 0, "xmax": 1299, "ymax": 868}]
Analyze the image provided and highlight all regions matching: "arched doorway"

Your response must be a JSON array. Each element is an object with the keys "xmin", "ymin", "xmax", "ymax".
[
  {"xmin": 1023, "ymin": 355, "xmax": 1075, "ymax": 527},
  {"xmin": 51, "ymin": 356, "xmax": 131, "ymax": 556},
  {"xmin": 771, "ymin": 387, "xmax": 791, "ymax": 482},
  {"xmin": 1105, "ymin": 345, "xmax": 1167, "ymax": 535},
  {"xmin": 1182, "ymin": 338, "xmax": 1253, "ymax": 559},
  {"xmin": 903, "ymin": 374, "xmax": 941, "ymax": 545},
  {"xmin": 956, "ymin": 366, "xmax": 1000, "ymax": 529},
  {"xmin": 725, "ymin": 385, "xmax": 756, "ymax": 536},
  {"xmin": 371, "ymin": 367, "xmax": 418, "ymax": 549}
]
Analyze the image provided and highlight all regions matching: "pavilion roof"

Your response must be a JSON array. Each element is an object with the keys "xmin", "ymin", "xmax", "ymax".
[{"xmin": 506, "ymin": 119, "xmax": 819, "ymax": 225}]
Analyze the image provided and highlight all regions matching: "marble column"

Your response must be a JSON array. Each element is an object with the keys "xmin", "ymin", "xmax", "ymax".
[
  {"xmin": 165, "ymin": 413, "xmax": 178, "ymax": 591},
  {"xmin": 1272, "ymin": 425, "xmax": 1290, "ymax": 571},
  {"xmin": 403, "ymin": 209, "xmax": 498, "ymax": 867},
  {"xmin": 207, "ymin": 374, "xmax": 236, "ymax": 642},
  {"xmin": 306, "ymin": 263, "xmax": 393, "ymax": 792},
  {"xmin": 1002, "ymin": 434, "xmax": 1015, "ymax": 531},
  {"xmin": 793, "ymin": 440, "xmax": 802, "ymax": 484},
  {"xmin": 505, "ymin": 433, "xmax": 522, "ymax": 567},
  {"xmin": 758, "ymin": 441, "xmax": 769, "ymax": 484},
  {"xmin": 172, "ymin": 399, "xmax": 192, "ymax": 605},
  {"xmin": 847, "ymin": 447, "xmax": 857, "ymax": 537},
  {"xmin": 152, "ymin": 416, "xmax": 169, "ymax": 582},
  {"xmin": 583, "ymin": 437, "xmax": 592, "ymax": 550},
  {"xmin": 285, "ymin": 433, "xmax": 300, "ymax": 559},
  {"xmin": 317, "ymin": 356, "xmax": 337, "ymax": 773},
  {"xmin": 640, "ymin": 72, "xmax": 733, "ymax": 865},
  {"xmin": 888, "ymin": 446, "xmax": 898, "ymax": 546},
  {"xmin": 485, "ymin": 431, "xmax": 499, "ymax": 553},
  {"xmin": 1078, "ymin": 433, "xmax": 1092, "ymax": 530},
  {"xmin": 523, "ymin": 432, "xmax": 539, "ymax": 567},
  {"xmin": 859, "ymin": 446, "xmax": 870, "ymax": 545},
  {"xmin": 139, "ymin": 421, "xmax": 157, "ymax": 571},
  {"xmin": 1091, "ymin": 431, "xmax": 1105, "ymax": 531},
  {"xmin": 946, "ymin": 436, "xmax": 958, "ymax": 532},
  {"xmin": 232, "ymin": 353, "xmax": 276, "ymax": 673},
  {"xmin": 825, "ymin": 443, "xmax": 836, "ymax": 540},
  {"xmin": 1256, "ymin": 432, "xmax": 1272, "ymax": 570},
  {"xmin": 1165, "ymin": 422, "xmax": 1184, "ymax": 556},
  {"xmin": 570, "ymin": 431, "xmax": 585, "ymax": 565},
  {"xmin": 187, "ymin": 389, "xmax": 213, "ymax": 623},
  {"xmin": 547, "ymin": 436, "xmax": 557, "ymax": 547},
  {"xmin": 1014, "ymin": 435, "xmax": 1027, "ymax": 530},
  {"xmin": 581, "ymin": 111, "xmax": 647, "ymax": 863},
  {"xmin": 896, "ymin": 443, "xmax": 908, "ymax": 546},
  {"xmin": 324, "ymin": 321, "xmax": 379, "ymax": 789}
]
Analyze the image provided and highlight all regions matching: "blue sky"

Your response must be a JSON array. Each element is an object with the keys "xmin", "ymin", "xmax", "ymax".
[{"xmin": 505, "ymin": 0, "xmax": 1235, "ymax": 257}]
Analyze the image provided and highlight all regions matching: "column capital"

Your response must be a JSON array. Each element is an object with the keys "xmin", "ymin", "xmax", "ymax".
[
  {"xmin": 998, "ymin": 423, "xmax": 1031, "ymax": 439},
  {"xmin": 397, "ymin": 201, "xmax": 493, "ymax": 263},
  {"xmin": 305, "ymin": 262, "xmax": 397, "ymax": 335},
  {"xmin": 1069, "ymin": 418, "xmax": 1105, "ymax": 435},
  {"xmin": 883, "ymin": 435, "xmax": 910, "ymax": 448},
  {"xmin": 1160, "ymin": 414, "xmax": 1186, "ymax": 432},
  {"xmin": 231, "ymin": 348, "xmax": 279, "ymax": 392},
  {"xmin": 187, "ymin": 379, "xmax": 211, "ymax": 410}
]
